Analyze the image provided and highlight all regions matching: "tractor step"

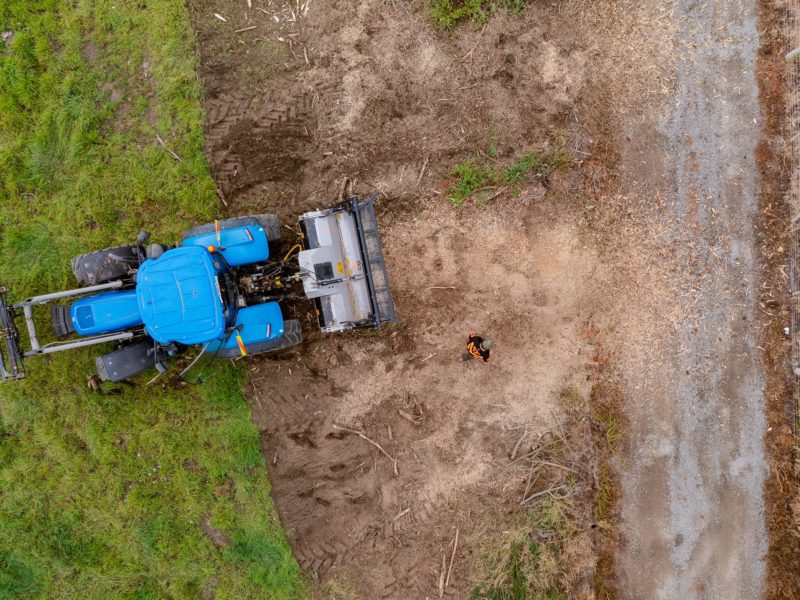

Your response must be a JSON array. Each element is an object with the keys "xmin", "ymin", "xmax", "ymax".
[
  {"xmin": 96, "ymin": 339, "xmax": 167, "ymax": 383},
  {"xmin": 216, "ymin": 319, "xmax": 303, "ymax": 359}
]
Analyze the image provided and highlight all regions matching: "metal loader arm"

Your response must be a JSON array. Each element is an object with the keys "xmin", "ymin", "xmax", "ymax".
[
  {"xmin": 13, "ymin": 280, "xmax": 134, "ymax": 356},
  {"xmin": 0, "ymin": 287, "xmax": 25, "ymax": 381},
  {"xmin": 0, "ymin": 281, "xmax": 139, "ymax": 382}
]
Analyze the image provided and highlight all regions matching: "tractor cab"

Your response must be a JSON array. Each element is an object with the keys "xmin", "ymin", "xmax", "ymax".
[{"xmin": 135, "ymin": 245, "xmax": 231, "ymax": 346}]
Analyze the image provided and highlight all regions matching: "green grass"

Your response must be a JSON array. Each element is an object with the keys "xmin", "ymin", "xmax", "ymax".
[
  {"xmin": 0, "ymin": 1, "xmax": 302, "ymax": 598},
  {"xmin": 596, "ymin": 409, "xmax": 623, "ymax": 452},
  {"xmin": 430, "ymin": 0, "xmax": 527, "ymax": 29},
  {"xmin": 501, "ymin": 152, "xmax": 545, "ymax": 185},
  {"xmin": 470, "ymin": 500, "xmax": 572, "ymax": 600},
  {"xmin": 448, "ymin": 159, "xmax": 496, "ymax": 206},
  {"xmin": 447, "ymin": 147, "xmax": 572, "ymax": 207},
  {"xmin": 595, "ymin": 464, "xmax": 617, "ymax": 525}
]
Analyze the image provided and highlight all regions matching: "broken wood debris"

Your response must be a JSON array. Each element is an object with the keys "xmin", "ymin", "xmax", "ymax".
[
  {"xmin": 510, "ymin": 427, "xmax": 528, "ymax": 461},
  {"xmin": 215, "ymin": 186, "xmax": 228, "ymax": 207},
  {"xmin": 393, "ymin": 507, "xmax": 410, "ymax": 521},
  {"xmin": 444, "ymin": 528, "xmax": 459, "ymax": 591},
  {"xmin": 332, "ymin": 424, "xmax": 399, "ymax": 476},
  {"xmin": 509, "ymin": 427, "xmax": 587, "ymax": 507},
  {"xmin": 521, "ymin": 484, "xmax": 569, "ymax": 506},
  {"xmin": 460, "ymin": 23, "xmax": 487, "ymax": 60},
  {"xmin": 155, "ymin": 134, "xmax": 182, "ymax": 162},
  {"xmin": 416, "ymin": 157, "xmax": 429, "ymax": 187},
  {"xmin": 438, "ymin": 554, "xmax": 446, "ymax": 598},
  {"xmin": 397, "ymin": 408, "xmax": 422, "ymax": 424}
]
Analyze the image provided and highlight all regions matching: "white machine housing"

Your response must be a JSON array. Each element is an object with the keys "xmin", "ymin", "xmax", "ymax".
[{"xmin": 298, "ymin": 195, "xmax": 396, "ymax": 333}]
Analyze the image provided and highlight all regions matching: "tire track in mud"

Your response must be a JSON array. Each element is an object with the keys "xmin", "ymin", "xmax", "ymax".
[
  {"xmin": 252, "ymin": 367, "xmax": 462, "ymax": 596},
  {"xmin": 204, "ymin": 96, "xmax": 310, "ymax": 196},
  {"xmin": 617, "ymin": 2, "xmax": 768, "ymax": 598}
]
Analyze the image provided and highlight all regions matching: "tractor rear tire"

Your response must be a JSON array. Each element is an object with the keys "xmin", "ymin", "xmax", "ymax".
[
  {"xmin": 217, "ymin": 319, "xmax": 302, "ymax": 359},
  {"xmin": 71, "ymin": 245, "xmax": 140, "ymax": 287},
  {"xmin": 255, "ymin": 214, "xmax": 281, "ymax": 242},
  {"xmin": 182, "ymin": 214, "xmax": 281, "ymax": 242}
]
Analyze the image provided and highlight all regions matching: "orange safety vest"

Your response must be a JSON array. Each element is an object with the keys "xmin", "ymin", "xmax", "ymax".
[
  {"xmin": 467, "ymin": 342, "xmax": 484, "ymax": 359},
  {"xmin": 467, "ymin": 332, "xmax": 490, "ymax": 362}
]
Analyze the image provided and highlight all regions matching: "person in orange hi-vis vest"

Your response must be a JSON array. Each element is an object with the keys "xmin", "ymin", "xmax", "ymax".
[{"xmin": 461, "ymin": 332, "xmax": 493, "ymax": 362}]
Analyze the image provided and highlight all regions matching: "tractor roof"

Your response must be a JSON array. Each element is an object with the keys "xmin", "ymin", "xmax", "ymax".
[{"xmin": 136, "ymin": 246, "xmax": 224, "ymax": 345}]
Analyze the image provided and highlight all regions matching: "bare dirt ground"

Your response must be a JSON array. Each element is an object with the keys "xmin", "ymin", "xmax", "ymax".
[
  {"xmin": 247, "ymin": 204, "xmax": 609, "ymax": 598},
  {"xmin": 185, "ymin": 0, "xmax": 791, "ymax": 597}
]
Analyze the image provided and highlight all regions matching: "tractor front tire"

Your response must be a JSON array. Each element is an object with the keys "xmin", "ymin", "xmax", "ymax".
[
  {"xmin": 96, "ymin": 339, "xmax": 170, "ymax": 382},
  {"xmin": 183, "ymin": 214, "xmax": 281, "ymax": 242},
  {"xmin": 71, "ymin": 245, "xmax": 140, "ymax": 287}
]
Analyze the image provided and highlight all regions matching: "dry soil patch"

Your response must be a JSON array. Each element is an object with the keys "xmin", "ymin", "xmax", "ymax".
[{"xmin": 186, "ymin": 0, "xmax": 784, "ymax": 597}]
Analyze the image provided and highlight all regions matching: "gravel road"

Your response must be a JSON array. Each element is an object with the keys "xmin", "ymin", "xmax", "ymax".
[{"xmin": 617, "ymin": 2, "xmax": 769, "ymax": 598}]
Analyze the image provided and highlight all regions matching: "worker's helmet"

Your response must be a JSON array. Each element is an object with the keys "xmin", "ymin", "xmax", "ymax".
[{"xmin": 481, "ymin": 339, "xmax": 494, "ymax": 350}]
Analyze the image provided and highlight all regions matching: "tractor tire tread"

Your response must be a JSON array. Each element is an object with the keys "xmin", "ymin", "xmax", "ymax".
[
  {"xmin": 182, "ymin": 214, "xmax": 281, "ymax": 242},
  {"xmin": 71, "ymin": 245, "xmax": 139, "ymax": 286},
  {"xmin": 217, "ymin": 319, "xmax": 302, "ymax": 359}
]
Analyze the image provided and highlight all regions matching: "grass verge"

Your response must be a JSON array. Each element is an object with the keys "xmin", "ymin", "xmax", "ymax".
[
  {"xmin": 429, "ymin": 0, "xmax": 527, "ymax": 29},
  {"xmin": 470, "ymin": 500, "xmax": 572, "ymax": 600},
  {"xmin": 469, "ymin": 381, "xmax": 622, "ymax": 599},
  {"xmin": 0, "ymin": 1, "xmax": 302, "ymax": 598},
  {"xmin": 471, "ymin": 382, "xmax": 624, "ymax": 600},
  {"xmin": 447, "ymin": 148, "xmax": 573, "ymax": 207},
  {"xmin": 589, "ymin": 381, "xmax": 625, "ymax": 599}
]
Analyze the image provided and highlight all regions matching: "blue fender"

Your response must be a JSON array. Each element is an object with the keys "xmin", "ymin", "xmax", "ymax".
[
  {"xmin": 208, "ymin": 302, "xmax": 285, "ymax": 355},
  {"xmin": 182, "ymin": 225, "xmax": 269, "ymax": 267}
]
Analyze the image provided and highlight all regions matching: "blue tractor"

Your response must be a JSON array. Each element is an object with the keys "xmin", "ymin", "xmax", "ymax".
[{"xmin": 0, "ymin": 195, "xmax": 396, "ymax": 383}]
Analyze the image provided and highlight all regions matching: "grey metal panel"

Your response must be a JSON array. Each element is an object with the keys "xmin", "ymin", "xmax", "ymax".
[
  {"xmin": 298, "ymin": 194, "xmax": 398, "ymax": 332},
  {"xmin": 352, "ymin": 195, "xmax": 397, "ymax": 325},
  {"xmin": 14, "ymin": 280, "xmax": 124, "ymax": 307},
  {"xmin": 96, "ymin": 338, "xmax": 161, "ymax": 382},
  {"xmin": 24, "ymin": 331, "xmax": 136, "ymax": 357},
  {"xmin": 0, "ymin": 288, "xmax": 25, "ymax": 381}
]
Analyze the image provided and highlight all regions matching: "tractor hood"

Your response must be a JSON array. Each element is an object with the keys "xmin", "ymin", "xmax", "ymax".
[{"xmin": 136, "ymin": 246, "xmax": 225, "ymax": 345}]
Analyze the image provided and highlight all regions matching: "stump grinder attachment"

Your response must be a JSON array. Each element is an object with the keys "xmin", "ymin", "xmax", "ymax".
[{"xmin": 298, "ymin": 193, "xmax": 397, "ymax": 333}]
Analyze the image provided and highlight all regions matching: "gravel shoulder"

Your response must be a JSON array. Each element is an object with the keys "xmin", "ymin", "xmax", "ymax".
[{"xmin": 615, "ymin": 2, "xmax": 769, "ymax": 598}]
